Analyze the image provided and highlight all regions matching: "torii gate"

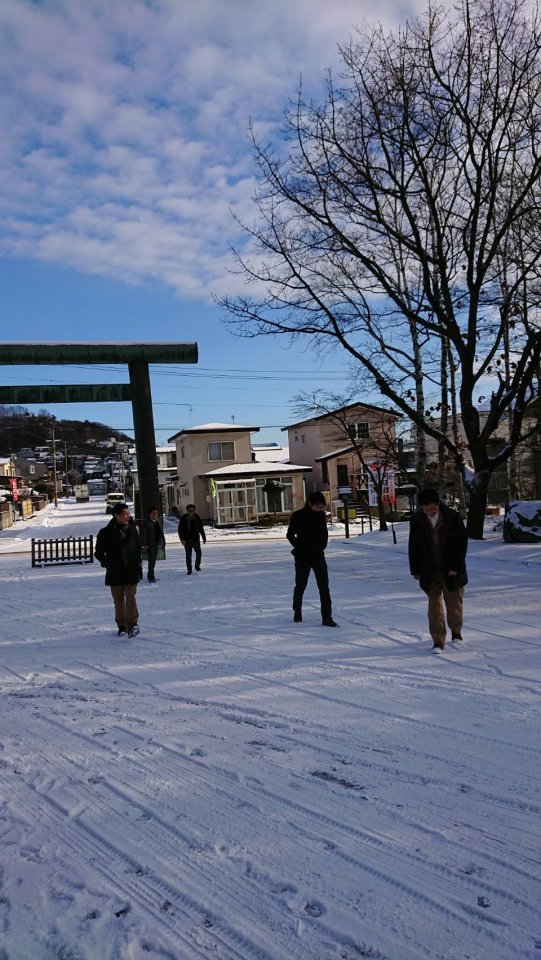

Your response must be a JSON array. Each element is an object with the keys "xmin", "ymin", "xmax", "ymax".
[{"xmin": 0, "ymin": 341, "xmax": 198, "ymax": 518}]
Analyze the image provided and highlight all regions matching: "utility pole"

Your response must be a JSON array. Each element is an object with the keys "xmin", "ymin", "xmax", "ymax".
[
  {"xmin": 64, "ymin": 442, "xmax": 69, "ymax": 497},
  {"xmin": 51, "ymin": 419, "xmax": 58, "ymax": 508}
]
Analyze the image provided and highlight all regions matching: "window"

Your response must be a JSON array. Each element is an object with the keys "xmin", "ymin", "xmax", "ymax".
[
  {"xmin": 208, "ymin": 441, "xmax": 235, "ymax": 462},
  {"xmin": 166, "ymin": 451, "xmax": 177, "ymax": 468},
  {"xmin": 215, "ymin": 481, "xmax": 257, "ymax": 524},
  {"xmin": 256, "ymin": 476, "xmax": 294, "ymax": 514},
  {"xmin": 348, "ymin": 422, "xmax": 370, "ymax": 440}
]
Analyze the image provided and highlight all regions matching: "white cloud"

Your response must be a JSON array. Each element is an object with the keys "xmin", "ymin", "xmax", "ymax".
[{"xmin": 0, "ymin": 0, "xmax": 421, "ymax": 301}]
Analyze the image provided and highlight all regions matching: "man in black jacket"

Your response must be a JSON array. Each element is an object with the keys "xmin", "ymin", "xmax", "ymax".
[
  {"xmin": 286, "ymin": 490, "xmax": 337, "ymax": 627},
  {"xmin": 178, "ymin": 504, "xmax": 206, "ymax": 574},
  {"xmin": 95, "ymin": 503, "xmax": 142, "ymax": 637},
  {"xmin": 139, "ymin": 506, "xmax": 165, "ymax": 583},
  {"xmin": 408, "ymin": 487, "xmax": 468, "ymax": 653}
]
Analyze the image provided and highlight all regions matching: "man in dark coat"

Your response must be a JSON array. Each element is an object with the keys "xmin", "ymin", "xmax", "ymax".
[
  {"xmin": 139, "ymin": 506, "xmax": 165, "ymax": 583},
  {"xmin": 95, "ymin": 502, "xmax": 142, "ymax": 637},
  {"xmin": 178, "ymin": 504, "xmax": 206, "ymax": 574},
  {"xmin": 408, "ymin": 487, "xmax": 468, "ymax": 653},
  {"xmin": 286, "ymin": 490, "xmax": 337, "ymax": 626}
]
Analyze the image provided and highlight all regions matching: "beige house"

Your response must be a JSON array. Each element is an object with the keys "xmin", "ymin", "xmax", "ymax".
[
  {"xmin": 0, "ymin": 457, "xmax": 16, "ymax": 478},
  {"xmin": 168, "ymin": 423, "xmax": 312, "ymax": 526},
  {"xmin": 130, "ymin": 445, "xmax": 177, "ymax": 514},
  {"xmin": 283, "ymin": 403, "xmax": 402, "ymax": 503}
]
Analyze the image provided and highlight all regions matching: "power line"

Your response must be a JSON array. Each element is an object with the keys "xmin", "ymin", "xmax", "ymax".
[{"xmin": 0, "ymin": 364, "xmax": 348, "ymax": 384}]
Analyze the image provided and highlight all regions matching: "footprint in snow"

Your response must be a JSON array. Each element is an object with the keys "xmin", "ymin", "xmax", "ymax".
[{"xmin": 304, "ymin": 901, "xmax": 324, "ymax": 918}]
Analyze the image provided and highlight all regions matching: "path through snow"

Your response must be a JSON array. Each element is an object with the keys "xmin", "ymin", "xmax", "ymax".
[{"xmin": 0, "ymin": 500, "xmax": 540, "ymax": 959}]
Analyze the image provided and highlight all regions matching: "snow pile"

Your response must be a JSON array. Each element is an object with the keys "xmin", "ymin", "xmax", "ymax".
[{"xmin": 503, "ymin": 499, "xmax": 541, "ymax": 543}]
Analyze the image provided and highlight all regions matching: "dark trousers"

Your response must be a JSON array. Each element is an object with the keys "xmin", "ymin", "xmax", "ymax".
[
  {"xmin": 147, "ymin": 545, "xmax": 158, "ymax": 581},
  {"xmin": 293, "ymin": 555, "xmax": 332, "ymax": 620},
  {"xmin": 184, "ymin": 539, "xmax": 202, "ymax": 572}
]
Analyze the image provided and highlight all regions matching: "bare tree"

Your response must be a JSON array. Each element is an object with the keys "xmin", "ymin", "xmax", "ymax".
[{"xmin": 220, "ymin": 0, "xmax": 541, "ymax": 538}]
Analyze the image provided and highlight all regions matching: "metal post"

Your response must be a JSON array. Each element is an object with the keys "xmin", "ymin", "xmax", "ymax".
[
  {"xmin": 344, "ymin": 496, "xmax": 350, "ymax": 539},
  {"xmin": 128, "ymin": 358, "xmax": 160, "ymax": 521},
  {"xmin": 390, "ymin": 497, "xmax": 397, "ymax": 544}
]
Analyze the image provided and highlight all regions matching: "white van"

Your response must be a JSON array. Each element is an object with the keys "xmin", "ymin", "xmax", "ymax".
[{"xmin": 105, "ymin": 492, "xmax": 126, "ymax": 514}]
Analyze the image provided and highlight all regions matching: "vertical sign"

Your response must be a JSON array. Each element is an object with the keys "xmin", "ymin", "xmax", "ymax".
[
  {"xmin": 367, "ymin": 462, "xmax": 396, "ymax": 505},
  {"xmin": 9, "ymin": 477, "xmax": 19, "ymax": 502}
]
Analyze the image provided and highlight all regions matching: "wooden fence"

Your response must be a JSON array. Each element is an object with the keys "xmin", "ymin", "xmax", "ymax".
[{"xmin": 31, "ymin": 536, "xmax": 94, "ymax": 567}]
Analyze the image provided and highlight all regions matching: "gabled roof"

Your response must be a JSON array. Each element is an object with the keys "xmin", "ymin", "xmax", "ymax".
[
  {"xmin": 168, "ymin": 422, "xmax": 260, "ymax": 442},
  {"xmin": 315, "ymin": 445, "xmax": 356, "ymax": 462},
  {"xmin": 282, "ymin": 402, "xmax": 402, "ymax": 431}
]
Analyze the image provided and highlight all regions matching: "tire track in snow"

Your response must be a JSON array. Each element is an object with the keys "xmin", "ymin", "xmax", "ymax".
[
  {"xmin": 14, "ymin": 707, "xmax": 540, "ymax": 960},
  {"xmin": 68, "ymin": 654, "xmax": 541, "ymax": 766},
  {"xmin": 0, "ymin": 760, "xmax": 298, "ymax": 960},
  {"xmin": 3, "ymin": 714, "xmax": 376, "ymax": 960}
]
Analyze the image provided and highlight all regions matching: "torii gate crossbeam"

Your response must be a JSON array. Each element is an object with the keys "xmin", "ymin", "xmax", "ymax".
[{"xmin": 0, "ymin": 341, "xmax": 198, "ymax": 519}]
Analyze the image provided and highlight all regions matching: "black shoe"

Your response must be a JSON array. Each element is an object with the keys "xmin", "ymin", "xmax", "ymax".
[
  {"xmin": 127, "ymin": 624, "xmax": 140, "ymax": 638},
  {"xmin": 322, "ymin": 617, "xmax": 338, "ymax": 627},
  {"xmin": 117, "ymin": 627, "xmax": 126, "ymax": 637},
  {"xmin": 187, "ymin": 569, "xmax": 192, "ymax": 575},
  {"xmin": 293, "ymin": 612, "xmax": 302, "ymax": 622},
  {"xmin": 148, "ymin": 578, "xmax": 157, "ymax": 583},
  {"xmin": 195, "ymin": 566, "xmax": 201, "ymax": 571}
]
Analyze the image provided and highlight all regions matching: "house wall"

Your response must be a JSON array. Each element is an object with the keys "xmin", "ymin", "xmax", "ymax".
[
  {"xmin": 174, "ymin": 430, "xmax": 254, "ymax": 521},
  {"xmin": 287, "ymin": 424, "xmax": 324, "ymax": 488},
  {"xmin": 422, "ymin": 409, "xmax": 541, "ymax": 503},
  {"xmin": 287, "ymin": 405, "xmax": 399, "ymax": 502},
  {"xmin": 0, "ymin": 459, "xmax": 15, "ymax": 478}
]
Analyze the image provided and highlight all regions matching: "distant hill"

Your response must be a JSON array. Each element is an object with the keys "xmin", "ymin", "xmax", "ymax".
[{"xmin": 0, "ymin": 405, "xmax": 132, "ymax": 456}]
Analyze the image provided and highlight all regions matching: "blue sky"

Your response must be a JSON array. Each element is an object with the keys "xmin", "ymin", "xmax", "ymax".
[{"xmin": 0, "ymin": 0, "xmax": 420, "ymax": 447}]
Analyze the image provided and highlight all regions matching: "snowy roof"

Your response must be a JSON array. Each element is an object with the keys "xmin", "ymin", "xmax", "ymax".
[
  {"xmin": 199, "ymin": 462, "xmax": 312, "ymax": 478},
  {"xmin": 283, "ymin": 402, "xmax": 402, "ymax": 431},
  {"xmin": 252, "ymin": 444, "xmax": 290, "ymax": 463},
  {"xmin": 168, "ymin": 422, "xmax": 260, "ymax": 441}
]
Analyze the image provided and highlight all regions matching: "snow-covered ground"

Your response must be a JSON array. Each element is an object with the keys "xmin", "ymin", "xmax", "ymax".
[{"xmin": 1, "ymin": 499, "xmax": 540, "ymax": 960}]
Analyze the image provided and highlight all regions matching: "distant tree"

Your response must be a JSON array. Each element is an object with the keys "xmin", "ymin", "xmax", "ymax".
[
  {"xmin": 0, "ymin": 405, "xmax": 27, "ymax": 419},
  {"xmin": 220, "ymin": 0, "xmax": 541, "ymax": 538}
]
